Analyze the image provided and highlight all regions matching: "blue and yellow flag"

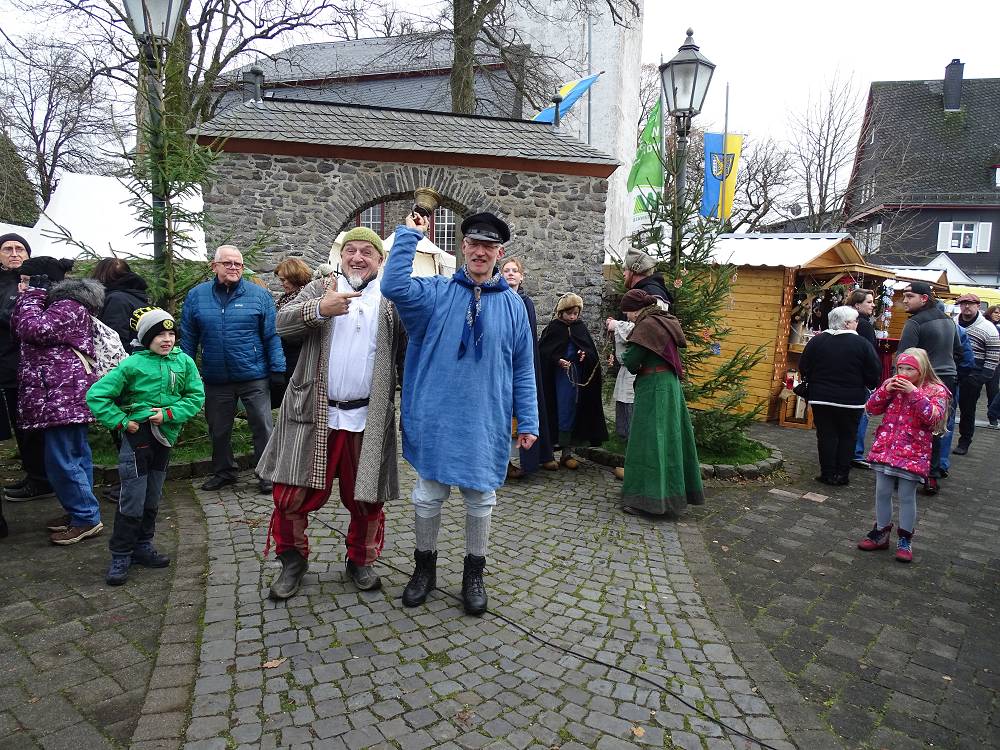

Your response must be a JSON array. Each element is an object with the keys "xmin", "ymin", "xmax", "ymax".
[
  {"xmin": 533, "ymin": 74, "xmax": 601, "ymax": 123},
  {"xmin": 700, "ymin": 133, "xmax": 743, "ymax": 220},
  {"xmin": 628, "ymin": 99, "xmax": 662, "ymax": 215}
]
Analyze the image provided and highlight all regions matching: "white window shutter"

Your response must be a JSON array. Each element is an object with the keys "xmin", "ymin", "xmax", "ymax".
[
  {"xmin": 977, "ymin": 222, "xmax": 992, "ymax": 253},
  {"xmin": 937, "ymin": 222, "xmax": 952, "ymax": 251}
]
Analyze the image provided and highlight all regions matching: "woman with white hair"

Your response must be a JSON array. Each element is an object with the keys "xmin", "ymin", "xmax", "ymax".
[{"xmin": 798, "ymin": 304, "xmax": 882, "ymax": 486}]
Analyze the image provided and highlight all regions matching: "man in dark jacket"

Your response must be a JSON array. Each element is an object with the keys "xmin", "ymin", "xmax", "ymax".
[
  {"xmin": 181, "ymin": 245, "xmax": 285, "ymax": 493},
  {"xmin": 0, "ymin": 233, "xmax": 53, "ymax": 503},
  {"xmin": 622, "ymin": 248, "xmax": 673, "ymax": 306},
  {"xmin": 953, "ymin": 292, "xmax": 1000, "ymax": 456},
  {"xmin": 896, "ymin": 281, "xmax": 963, "ymax": 488}
]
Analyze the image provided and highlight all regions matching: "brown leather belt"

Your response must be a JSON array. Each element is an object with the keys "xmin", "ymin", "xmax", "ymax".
[
  {"xmin": 637, "ymin": 365, "xmax": 671, "ymax": 376},
  {"xmin": 328, "ymin": 397, "xmax": 370, "ymax": 410}
]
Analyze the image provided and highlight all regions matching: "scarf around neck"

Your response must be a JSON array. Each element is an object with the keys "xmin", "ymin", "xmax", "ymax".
[
  {"xmin": 452, "ymin": 264, "xmax": 507, "ymax": 360},
  {"xmin": 628, "ymin": 306, "xmax": 688, "ymax": 378}
]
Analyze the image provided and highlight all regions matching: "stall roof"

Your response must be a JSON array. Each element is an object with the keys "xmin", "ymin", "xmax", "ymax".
[
  {"xmin": 883, "ymin": 266, "xmax": 950, "ymax": 290},
  {"xmin": 711, "ymin": 233, "xmax": 870, "ymax": 270}
]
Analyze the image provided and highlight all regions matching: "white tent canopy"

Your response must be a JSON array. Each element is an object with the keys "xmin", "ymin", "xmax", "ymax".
[{"xmin": 15, "ymin": 172, "xmax": 206, "ymax": 261}]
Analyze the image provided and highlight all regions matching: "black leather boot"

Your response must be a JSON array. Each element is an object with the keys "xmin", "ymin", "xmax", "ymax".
[
  {"xmin": 402, "ymin": 549, "xmax": 437, "ymax": 607},
  {"xmin": 461, "ymin": 554, "xmax": 487, "ymax": 616},
  {"xmin": 269, "ymin": 549, "xmax": 308, "ymax": 600}
]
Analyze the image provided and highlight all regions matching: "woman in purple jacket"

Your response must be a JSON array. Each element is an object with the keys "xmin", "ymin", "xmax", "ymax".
[{"xmin": 12, "ymin": 275, "xmax": 106, "ymax": 545}]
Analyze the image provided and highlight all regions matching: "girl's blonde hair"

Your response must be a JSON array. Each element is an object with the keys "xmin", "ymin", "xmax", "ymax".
[{"xmin": 898, "ymin": 347, "xmax": 949, "ymax": 434}]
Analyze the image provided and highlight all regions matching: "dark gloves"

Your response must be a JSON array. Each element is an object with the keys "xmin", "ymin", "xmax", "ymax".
[{"xmin": 270, "ymin": 372, "xmax": 286, "ymax": 388}]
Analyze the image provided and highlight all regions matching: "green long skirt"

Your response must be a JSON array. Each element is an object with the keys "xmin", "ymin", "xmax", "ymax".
[{"xmin": 622, "ymin": 368, "xmax": 705, "ymax": 515}]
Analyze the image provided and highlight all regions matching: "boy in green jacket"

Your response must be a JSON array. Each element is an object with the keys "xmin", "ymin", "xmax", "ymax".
[{"xmin": 87, "ymin": 307, "xmax": 205, "ymax": 585}]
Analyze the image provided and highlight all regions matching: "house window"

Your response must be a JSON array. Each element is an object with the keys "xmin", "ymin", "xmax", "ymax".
[
  {"xmin": 857, "ymin": 221, "xmax": 882, "ymax": 254},
  {"xmin": 357, "ymin": 204, "xmax": 384, "ymax": 235},
  {"xmin": 860, "ymin": 175, "xmax": 876, "ymax": 204},
  {"xmin": 937, "ymin": 221, "xmax": 993, "ymax": 253},
  {"xmin": 951, "ymin": 222, "xmax": 976, "ymax": 250},
  {"xmin": 994, "ymin": 165, "xmax": 1000, "ymax": 188},
  {"xmin": 433, "ymin": 207, "xmax": 456, "ymax": 254}
]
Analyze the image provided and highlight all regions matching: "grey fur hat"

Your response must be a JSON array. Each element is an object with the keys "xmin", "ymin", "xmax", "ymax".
[
  {"xmin": 47, "ymin": 278, "xmax": 105, "ymax": 314},
  {"xmin": 623, "ymin": 248, "xmax": 657, "ymax": 274}
]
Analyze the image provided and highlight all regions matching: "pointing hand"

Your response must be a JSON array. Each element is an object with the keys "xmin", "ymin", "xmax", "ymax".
[{"xmin": 319, "ymin": 289, "xmax": 362, "ymax": 317}]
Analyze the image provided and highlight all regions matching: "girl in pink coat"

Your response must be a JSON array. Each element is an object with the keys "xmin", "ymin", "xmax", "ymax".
[{"xmin": 858, "ymin": 348, "xmax": 949, "ymax": 562}]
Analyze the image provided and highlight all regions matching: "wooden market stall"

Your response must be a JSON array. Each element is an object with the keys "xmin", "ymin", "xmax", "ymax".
[{"xmin": 709, "ymin": 233, "xmax": 899, "ymax": 426}]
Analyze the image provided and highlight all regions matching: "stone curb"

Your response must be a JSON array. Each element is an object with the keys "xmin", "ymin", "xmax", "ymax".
[
  {"xmin": 129, "ymin": 482, "xmax": 209, "ymax": 750},
  {"xmin": 577, "ymin": 439, "xmax": 784, "ymax": 481},
  {"xmin": 676, "ymin": 521, "xmax": 848, "ymax": 750},
  {"xmin": 93, "ymin": 452, "xmax": 255, "ymax": 485}
]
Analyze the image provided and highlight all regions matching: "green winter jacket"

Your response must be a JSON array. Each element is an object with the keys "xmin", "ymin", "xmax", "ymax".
[{"xmin": 86, "ymin": 348, "xmax": 205, "ymax": 445}]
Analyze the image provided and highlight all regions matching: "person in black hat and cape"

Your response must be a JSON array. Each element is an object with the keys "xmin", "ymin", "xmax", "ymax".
[{"xmin": 382, "ymin": 209, "xmax": 538, "ymax": 616}]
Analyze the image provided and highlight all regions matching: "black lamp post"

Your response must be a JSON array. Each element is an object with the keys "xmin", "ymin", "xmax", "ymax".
[
  {"xmin": 123, "ymin": 0, "xmax": 184, "ymax": 272},
  {"xmin": 659, "ymin": 29, "xmax": 714, "ymax": 266}
]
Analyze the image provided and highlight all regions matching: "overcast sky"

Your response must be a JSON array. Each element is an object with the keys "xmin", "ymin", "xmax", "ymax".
[{"xmin": 642, "ymin": 0, "xmax": 999, "ymax": 143}]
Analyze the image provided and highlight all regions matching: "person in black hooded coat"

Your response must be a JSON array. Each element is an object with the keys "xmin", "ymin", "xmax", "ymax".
[
  {"xmin": 91, "ymin": 258, "xmax": 150, "ymax": 350},
  {"xmin": 538, "ymin": 293, "xmax": 608, "ymax": 468}
]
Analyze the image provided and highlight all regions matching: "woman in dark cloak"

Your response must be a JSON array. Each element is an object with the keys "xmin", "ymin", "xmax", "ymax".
[{"xmin": 538, "ymin": 292, "xmax": 608, "ymax": 468}]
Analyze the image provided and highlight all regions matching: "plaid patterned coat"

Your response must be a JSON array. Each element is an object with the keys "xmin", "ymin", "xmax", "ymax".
[{"xmin": 256, "ymin": 279, "xmax": 401, "ymax": 499}]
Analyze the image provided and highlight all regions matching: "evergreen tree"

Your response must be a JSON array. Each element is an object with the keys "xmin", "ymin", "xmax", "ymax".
[
  {"xmin": 614, "ymin": 139, "xmax": 766, "ymax": 454},
  {"xmin": 0, "ymin": 130, "xmax": 39, "ymax": 226}
]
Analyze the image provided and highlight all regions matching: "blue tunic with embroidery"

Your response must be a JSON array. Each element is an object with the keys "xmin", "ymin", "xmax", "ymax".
[{"xmin": 382, "ymin": 226, "xmax": 538, "ymax": 492}]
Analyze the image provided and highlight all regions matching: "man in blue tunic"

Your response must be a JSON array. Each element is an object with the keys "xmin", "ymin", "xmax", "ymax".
[{"xmin": 382, "ymin": 211, "xmax": 538, "ymax": 616}]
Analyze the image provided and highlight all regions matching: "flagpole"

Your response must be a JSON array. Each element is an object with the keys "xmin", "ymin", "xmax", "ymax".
[
  {"xmin": 659, "ymin": 54, "xmax": 666, "ymax": 215},
  {"xmin": 719, "ymin": 82, "xmax": 729, "ymax": 221},
  {"xmin": 586, "ymin": 16, "xmax": 593, "ymax": 144}
]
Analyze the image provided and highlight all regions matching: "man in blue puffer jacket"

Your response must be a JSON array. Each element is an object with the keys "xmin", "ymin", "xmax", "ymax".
[{"xmin": 182, "ymin": 245, "xmax": 285, "ymax": 493}]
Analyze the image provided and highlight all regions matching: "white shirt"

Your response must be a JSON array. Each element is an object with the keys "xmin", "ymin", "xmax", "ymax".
[
  {"xmin": 611, "ymin": 320, "xmax": 636, "ymax": 404},
  {"xmin": 327, "ymin": 274, "xmax": 381, "ymax": 432}
]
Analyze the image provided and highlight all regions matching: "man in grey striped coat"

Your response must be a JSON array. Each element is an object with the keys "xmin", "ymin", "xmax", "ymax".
[{"xmin": 257, "ymin": 228, "xmax": 403, "ymax": 601}]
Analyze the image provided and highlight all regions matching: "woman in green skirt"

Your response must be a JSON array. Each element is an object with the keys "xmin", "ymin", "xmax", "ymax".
[{"xmin": 619, "ymin": 289, "xmax": 704, "ymax": 515}]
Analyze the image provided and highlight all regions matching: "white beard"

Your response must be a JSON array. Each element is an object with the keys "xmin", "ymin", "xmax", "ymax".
[{"xmin": 346, "ymin": 273, "xmax": 365, "ymax": 290}]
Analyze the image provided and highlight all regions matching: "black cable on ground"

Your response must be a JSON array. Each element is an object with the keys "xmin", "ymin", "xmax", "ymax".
[{"xmin": 254, "ymin": 500, "xmax": 783, "ymax": 750}]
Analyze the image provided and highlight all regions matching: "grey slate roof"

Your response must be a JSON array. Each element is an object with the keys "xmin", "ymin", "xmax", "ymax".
[
  {"xmin": 850, "ymin": 77, "xmax": 1000, "ymax": 207},
  {"xmin": 192, "ymin": 98, "xmax": 618, "ymax": 169},
  {"xmin": 226, "ymin": 32, "xmax": 501, "ymax": 84}
]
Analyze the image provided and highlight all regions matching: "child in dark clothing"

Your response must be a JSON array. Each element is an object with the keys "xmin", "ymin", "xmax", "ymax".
[{"xmin": 86, "ymin": 308, "xmax": 205, "ymax": 585}]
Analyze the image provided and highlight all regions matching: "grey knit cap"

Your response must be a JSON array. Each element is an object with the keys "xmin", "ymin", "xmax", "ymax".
[{"xmin": 133, "ymin": 307, "xmax": 175, "ymax": 348}]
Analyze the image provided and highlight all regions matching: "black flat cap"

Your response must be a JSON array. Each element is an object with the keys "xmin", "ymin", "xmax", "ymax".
[
  {"xmin": 461, "ymin": 212, "xmax": 510, "ymax": 244},
  {"xmin": 906, "ymin": 281, "xmax": 933, "ymax": 296}
]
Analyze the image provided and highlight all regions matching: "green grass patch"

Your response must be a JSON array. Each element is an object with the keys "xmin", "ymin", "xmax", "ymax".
[
  {"xmin": 88, "ymin": 412, "xmax": 256, "ymax": 466},
  {"xmin": 599, "ymin": 431, "xmax": 770, "ymax": 467}
]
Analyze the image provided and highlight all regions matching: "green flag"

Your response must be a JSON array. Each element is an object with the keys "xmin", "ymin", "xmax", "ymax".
[{"xmin": 627, "ymin": 99, "xmax": 663, "ymax": 193}]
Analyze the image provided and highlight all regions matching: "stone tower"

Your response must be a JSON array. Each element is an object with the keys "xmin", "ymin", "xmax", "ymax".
[{"xmin": 508, "ymin": 1, "xmax": 644, "ymax": 261}]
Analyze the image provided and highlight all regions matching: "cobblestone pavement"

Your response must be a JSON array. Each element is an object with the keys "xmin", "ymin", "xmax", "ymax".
[
  {"xmin": 0, "ymin": 479, "xmax": 197, "ymax": 750},
  {"xmin": 186, "ymin": 461, "xmax": 801, "ymax": 750},
  {"xmin": 686, "ymin": 418, "xmax": 1000, "ymax": 750}
]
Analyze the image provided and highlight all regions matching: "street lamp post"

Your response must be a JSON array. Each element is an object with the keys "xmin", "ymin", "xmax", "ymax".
[
  {"xmin": 659, "ymin": 29, "xmax": 714, "ymax": 269},
  {"xmin": 122, "ymin": 0, "xmax": 184, "ymax": 274}
]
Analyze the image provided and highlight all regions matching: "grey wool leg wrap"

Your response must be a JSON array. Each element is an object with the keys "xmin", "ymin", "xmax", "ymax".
[
  {"xmin": 414, "ymin": 513, "xmax": 441, "ymax": 552},
  {"xmin": 465, "ymin": 513, "xmax": 492, "ymax": 557}
]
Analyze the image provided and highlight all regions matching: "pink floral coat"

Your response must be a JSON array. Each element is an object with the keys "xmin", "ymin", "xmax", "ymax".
[{"xmin": 866, "ymin": 381, "xmax": 949, "ymax": 477}]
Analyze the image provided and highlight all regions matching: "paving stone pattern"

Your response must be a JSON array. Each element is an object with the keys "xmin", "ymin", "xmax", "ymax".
[
  {"xmin": 0, "ymin": 485, "xmax": 183, "ymax": 749},
  {"xmin": 187, "ymin": 462, "xmax": 797, "ymax": 750},
  {"xmin": 687, "ymin": 419, "xmax": 1000, "ymax": 750}
]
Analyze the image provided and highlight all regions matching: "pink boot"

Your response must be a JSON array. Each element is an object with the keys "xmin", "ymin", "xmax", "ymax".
[{"xmin": 857, "ymin": 523, "xmax": 893, "ymax": 551}]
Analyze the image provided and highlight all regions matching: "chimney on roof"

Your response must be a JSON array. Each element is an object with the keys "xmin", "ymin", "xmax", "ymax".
[
  {"xmin": 243, "ymin": 66, "xmax": 264, "ymax": 105},
  {"xmin": 551, "ymin": 93, "xmax": 563, "ymax": 129},
  {"xmin": 943, "ymin": 59, "xmax": 964, "ymax": 112}
]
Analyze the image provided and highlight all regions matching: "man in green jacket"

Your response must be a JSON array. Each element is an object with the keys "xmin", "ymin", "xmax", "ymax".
[{"xmin": 87, "ymin": 307, "xmax": 205, "ymax": 585}]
